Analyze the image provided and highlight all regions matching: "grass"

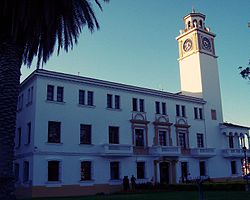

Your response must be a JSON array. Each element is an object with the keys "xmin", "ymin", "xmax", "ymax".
[{"xmin": 24, "ymin": 191, "xmax": 250, "ymax": 200}]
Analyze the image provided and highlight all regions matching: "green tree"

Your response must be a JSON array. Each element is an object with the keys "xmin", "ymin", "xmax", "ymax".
[{"xmin": 0, "ymin": 0, "xmax": 108, "ymax": 199}]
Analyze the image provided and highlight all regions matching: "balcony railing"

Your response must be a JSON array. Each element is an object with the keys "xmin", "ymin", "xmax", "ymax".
[
  {"xmin": 150, "ymin": 145, "xmax": 181, "ymax": 157},
  {"xmin": 100, "ymin": 144, "xmax": 133, "ymax": 156},
  {"xmin": 222, "ymin": 148, "xmax": 246, "ymax": 158},
  {"xmin": 190, "ymin": 148, "xmax": 216, "ymax": 158}
]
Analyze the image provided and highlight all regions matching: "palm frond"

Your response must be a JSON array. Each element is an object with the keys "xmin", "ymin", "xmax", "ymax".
[{"xmin": 0, "ymin": 0, "xmax": 108, "ymax": 68}]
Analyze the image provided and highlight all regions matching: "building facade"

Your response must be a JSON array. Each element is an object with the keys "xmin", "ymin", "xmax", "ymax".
[{"xmin": 14, "ymin": 12, "xmax": 250, "ymax": 198}]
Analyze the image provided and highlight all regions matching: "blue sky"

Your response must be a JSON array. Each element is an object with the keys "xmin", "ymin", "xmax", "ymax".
[{"xmin": 21, "ymin": 0, "xmax": 250, "ymax": 127}]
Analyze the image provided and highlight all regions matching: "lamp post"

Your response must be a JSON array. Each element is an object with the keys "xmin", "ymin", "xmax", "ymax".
[{"xmin": 242, "ymin": 146, "xmax": 249, "ymax": 191}]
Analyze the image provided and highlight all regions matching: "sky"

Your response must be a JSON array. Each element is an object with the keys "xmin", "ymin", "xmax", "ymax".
[{"xmin": 20, "ymin": 0, "xmax": 250, "ymax": 127}]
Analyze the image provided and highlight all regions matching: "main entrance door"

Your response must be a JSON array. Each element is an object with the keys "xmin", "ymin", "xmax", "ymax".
[{"xmin": 159, "ymin": 162, "xmax": 170, "ymax": 184}]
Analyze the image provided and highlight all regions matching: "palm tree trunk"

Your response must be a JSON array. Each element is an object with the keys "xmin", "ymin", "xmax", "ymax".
[{"xmin": 0, "ymin": 40, "xmax": 23, "ymax": 200}]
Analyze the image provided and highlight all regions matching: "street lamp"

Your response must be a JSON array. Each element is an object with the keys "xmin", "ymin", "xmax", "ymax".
[{"xmin": 242, "ymin": 146, "xmax": 249, "ymax": 191}]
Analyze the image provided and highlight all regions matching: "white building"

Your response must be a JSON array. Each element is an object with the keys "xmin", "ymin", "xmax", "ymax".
[{"xmin": 15, "ymin": 11, "xmax": 250, "ymax": 198}]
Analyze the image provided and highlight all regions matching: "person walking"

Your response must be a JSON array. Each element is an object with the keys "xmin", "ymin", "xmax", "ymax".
[{"xmin": 131, "ymin": 175, "xmax": 136, "ymax": 191}]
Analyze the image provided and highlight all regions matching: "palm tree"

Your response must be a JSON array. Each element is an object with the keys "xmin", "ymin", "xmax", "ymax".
[{"xmin": 0, "ymin": 0, "xmax": 108, "ymax": 199}]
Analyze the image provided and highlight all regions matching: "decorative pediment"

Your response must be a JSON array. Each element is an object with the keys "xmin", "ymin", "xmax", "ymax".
[
  {"xmin": 130, "ymin": 112, "xmax": 149, "ymax": 124},
  {"xmin": 153, "ymin": 115, "xmax": 172, "ymax": 126}
]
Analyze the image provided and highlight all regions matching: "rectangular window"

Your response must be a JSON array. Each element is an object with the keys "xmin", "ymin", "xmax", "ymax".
[
  {"xmin": 176, "ymin": 105, "xmax": 180, "ymax": 116},
  {"xmin": 87, "ymin": 91, "xmax": 94, "ymax": 106},
  {"xmin": 17, "ymin": 127, "xmax": 21, "ymax": 148},
  {"xmin": 211, "ymin": 109, "xmax": 217, "ymax": 120},
  {"xmin": 162, "ymin": 102, "xmax": 166, "ymax": 115},
  {"xmin": 23, "ymin": 161, "xmax": 29, "ymax": 182},
  {"xmin": 27, "ymin": 88, "xmax": 30, "ymax": 103},
  {"xmin": 115, "ymin": 95, "xmax": 120, "ymax": 109},
  {"xmin": 110, "ymin": 162, "xmax": 119, "ymax": 180},
  {"xmin": 231, "ymin": 161, "xmax": 237, "ymax": 175},
  {"xmin": 155, "ymin": 101, "xmax": 160, "ymax": 114},
  {"xmin": 48, "ymin": 121, "xmax": 61, "ymax": 143},
  {"xmin": 57, "ymin": 86, "xmax": 64, "ymax": 102},
  {"xmin": 199, "ymin": 161, "xmax": 206, "ymax": 176},
  {"xmin": 137, "ymin": 162, "xmax": 145, "ymax": 179},
  {"xmin": 48, "ymin": 161, "xmax": 60, "ymax": 181},
  {"xmin": 229, "ymin": 135, "xmax": 234, "ymax": 148},
  {"xmin": 18, "ymin": 94, "xmax": 23, "ymax": 110},
  {"xmin": 199, "ymin": 108, "xmax": 203, "ymax": 119},
  {"xmin": 178, "ymin": 132, "xmax": 187, "ymax": 148},
  {"xmin": 26, "ymin": 122, "xmax": 31, "ymax": 145},
  {"xmin": 107, "ymin": 94, "xmax": 113, "ymax": 108},
  {"xmin": 79, "ymin": 90, "xmax": 85, "ymax": 105},
  {"xmin": 47, "ymin": 85, "xmax": 54, "ymax": 101},
  {"xmin": 181, "ymin": 105, "xmax": 186, "ymax": 117},
  {"xmin": 14, "ymin": 163, "xmax": 19, "ymax": 182},
  {"xmin": 132, "ymin": 98, "xmax": 137, "ymax": 111},
  {"xmin": 197, "ymin": 133, "xmax": 204, "ymax": 148},
  {"xmin": 81, "ymin": 161, "xmax": 91, "ymax": 181},
  {"xmin": 109, "ymin": 126, "xmax": 119, "ymax": 144},
  {"xmin": 27, "ymin": 86, "xmax": 33, "ymax": 105},
  {"xmin": 194, "ymin": 107, "xmax": 198, "ymax": 119},
  {"xmin": 80, "ymin": 124, "xmax": 91, "ymax": 144},
  {"xmin": 135, "ymin": 129, "xmax": 144, "ymax": 147},
  {"xmin": 139, "ymin": 99, "xmax": 144, "ymax": 112},
  {"xmin": 159, "ymin": 131, "xmax": 167, "ymax": 146}
]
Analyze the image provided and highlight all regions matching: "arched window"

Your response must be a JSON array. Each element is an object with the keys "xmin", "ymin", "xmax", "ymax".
[
  {"xmin": 199, "ymin": 20, "xmax": 203, "ymax": 28},
  {"xmin": 193, "ymin": 19, "xmax": 197, "ymax": 27},
  {"xmin": 188, "ymin": 21, "xmax": 191, "ymax": 29}
]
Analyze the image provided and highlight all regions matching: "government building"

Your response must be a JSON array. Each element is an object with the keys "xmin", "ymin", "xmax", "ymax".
[{"xmin": 14, "ymin": 11, "xmax": 250, "ymax": 198}]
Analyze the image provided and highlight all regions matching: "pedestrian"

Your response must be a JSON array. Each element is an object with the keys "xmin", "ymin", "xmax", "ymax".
[
  {"xmin": 187, "ymin": 173, "xmax": 192, "ymax": 183},
  {"xmin": 123, "ymin": 176, "xmax": 130, "ymax": 191},
  {"xmin": 131, "ymin": 175, "xmax": 136, "ymax": 191}
]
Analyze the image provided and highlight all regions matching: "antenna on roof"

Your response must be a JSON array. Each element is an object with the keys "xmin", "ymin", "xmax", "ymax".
[{"xmin": 77, "ymin": 72, "xmax": 80, "ymax": 76}]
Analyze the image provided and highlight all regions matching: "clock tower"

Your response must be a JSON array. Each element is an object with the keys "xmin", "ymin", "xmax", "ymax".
[{"xmin": 176, "ymin": 11, "xmax": 223, "ymax": 122}]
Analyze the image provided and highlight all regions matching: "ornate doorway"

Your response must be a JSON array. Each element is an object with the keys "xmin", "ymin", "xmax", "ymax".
[{"xmin": 159, "ymin": 162, "xmax": 170, "ymax": 184}]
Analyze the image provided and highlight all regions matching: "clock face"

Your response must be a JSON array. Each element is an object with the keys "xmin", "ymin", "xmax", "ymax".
[
  {"xmin": 202, "ymin": 37, "xmax": 211, "ymax": 50},
  {"xmin": 183, "ymin": 39, "xmax": 193, "ymax": 52}
]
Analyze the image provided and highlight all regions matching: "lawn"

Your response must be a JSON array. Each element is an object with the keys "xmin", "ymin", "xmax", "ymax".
[{"xmin": 24, "ymin": 191, "xmax": 250, "ymax": 200}]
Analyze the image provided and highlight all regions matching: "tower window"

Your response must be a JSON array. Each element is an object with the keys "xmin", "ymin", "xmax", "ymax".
[
  {"xmin": 193, "ymin": 19, "xmax": 197, "ymax": 27},
  {"xmin": 199, "ymin": 20, "xmax": 203, "ymax": 28},
  {"xmin": 211, "ymin": 109, "xmax": 217, "ymax": 120}
]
